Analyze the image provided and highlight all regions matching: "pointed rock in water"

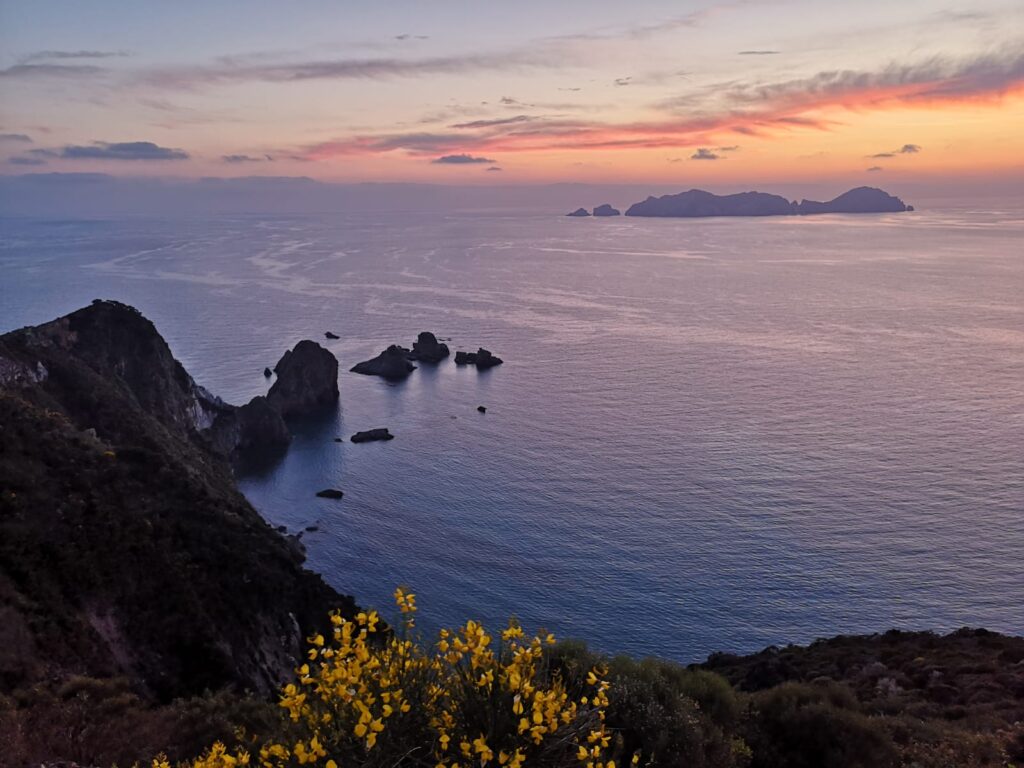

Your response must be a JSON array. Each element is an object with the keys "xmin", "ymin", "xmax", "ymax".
[
  {"xmin": 325, "ymin": 331, "xmax": 339, "ymax": 339},
  {"xmin": 351, "ymin": 428, "xmax": 394, "ymax": 443},
  {"xmin": 263, "ymin": 367, "xmax": 273, "ymax": 377},
  {"xmin": 268, "ymin": 340, "xmax": 339, "ymax": 418},
  {"xmin": 477, "ymin": 405, "xmax": 487, "ymax": 413},
  {"xmin": 350, "ymin": 345, "xmax": 416, "ymax": 380},
  {"xmin": 592, "ymin": 203, "xmax": 621, "ymax": 217},
  {"xmin": 566, "ymin": 207, "xmax": 590, "ymax": 217},
  {"xmin": 408, "ymin": 331, "xmax": 450, "ymax": 362},
  {"xmin": 455, "ymin": 348, "xmax": 503, "ymax": 369},
  {"xmin": 316, "ymin": 489, "xmax": 344, "ymax": 499}
]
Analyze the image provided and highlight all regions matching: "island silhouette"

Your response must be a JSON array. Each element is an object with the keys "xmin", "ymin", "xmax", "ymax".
[{"xmin": 568, "ymin": 186, "xmax": 913, "ymax": 217}]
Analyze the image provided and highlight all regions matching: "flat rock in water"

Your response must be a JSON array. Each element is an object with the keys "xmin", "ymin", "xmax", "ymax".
[
  {"xmin": 477, "ymin": 405, "xmax": 487, "ymax": 413},
  {"xmin": 315, "ymin": 489, "xmax": 344, "ymax": 499},
  {"xmin": 351, "ymin": 428, "xmax": 394, "ymax": 443},
  {"xmin": 324, "ymin": 331, "xmax": 340, "ymax": 340}
]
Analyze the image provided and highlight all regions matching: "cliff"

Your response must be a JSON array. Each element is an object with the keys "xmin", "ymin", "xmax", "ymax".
[{"xmin": 0, "ymin": 301, "xmax": 355, "ymax": 702}]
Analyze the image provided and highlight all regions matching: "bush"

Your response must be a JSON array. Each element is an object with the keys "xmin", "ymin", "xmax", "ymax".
[
  {"xmin": 551, "ymin": 642, "xmax": 744, "ymax": 768},
  {"xmin": 744, "ymin": 682, "xmax": 897, "ymax": 768},
  {"xmin": 164, "ymin": 589, "xmax": 621, "ymax": 768}
]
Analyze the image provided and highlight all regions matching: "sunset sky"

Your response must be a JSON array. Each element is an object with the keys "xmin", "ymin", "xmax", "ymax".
[{"xmin": 2, "ymin": 0, "xmax": 1023, "ymax": 186}]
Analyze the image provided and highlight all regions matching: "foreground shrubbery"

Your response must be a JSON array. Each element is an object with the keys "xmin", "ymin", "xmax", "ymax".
[
  {"xmin": 163, "ymin": 590, "xmax": 623, "ymax": 768},
  {"xmin": 154, "ymin": 595, "xmax": 1022, "ymax": 768}
]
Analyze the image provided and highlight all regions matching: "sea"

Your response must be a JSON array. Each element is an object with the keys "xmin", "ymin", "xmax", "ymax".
[{"xmin": 2, "ymin": 205, "xmax": 1022, "ymax": 662}]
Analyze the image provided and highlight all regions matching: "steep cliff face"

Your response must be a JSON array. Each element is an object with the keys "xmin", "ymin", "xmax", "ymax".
[{"xmin": 0, "ymin": 301, "xmax": 355, "ymax": 700}]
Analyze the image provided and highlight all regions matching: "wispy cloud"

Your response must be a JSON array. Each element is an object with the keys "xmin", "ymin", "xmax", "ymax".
[
  {"xmin": 21, "ymin": 49, "xmax": 128, "ymax": 63},
  {"xmin": 431, "ymin": 153, "xmax": 496, "ymax": 164},
  {"xmin": 222, "ymin": 153, "xmax": 274, "ymax": 163},
  {"xmin": 141, "ymin": 46, "xmax": 575, "ymax": 89},
  {"xmin": 7, "ymin": 156, "xmax": 47, "ymax": 166},
  {"xmin": 0, "ymin": 133, "xmax": 33, "ymax": 143},
  {"xmin": 451, "ymin": 115, "xmax": 535, "ymax": 129},
  {"xmin": 59, "ymin": 141, "xmax": 189, "ymax": 160},
  {"xmin": 691, "ymin": 148, "xmax": 722, "ymax": 160},
  {"xmin": 0, "ymin": 63, "xmax": 104, "ymax": 79},
  {"xmin": 738, "ymin": 50, "xmax": 780, "ymax": 55},
  {"xmin": 869, "ymin": 143, "xmax": 922, "ymax": 158}
]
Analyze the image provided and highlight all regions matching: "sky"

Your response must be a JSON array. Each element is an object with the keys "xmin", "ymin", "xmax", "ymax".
[{"xmin": 1, "ymin": 0, "xmax": 1023, "ymax": 188}]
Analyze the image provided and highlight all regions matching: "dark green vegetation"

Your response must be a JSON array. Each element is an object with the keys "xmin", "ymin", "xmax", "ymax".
[
  {"xmin": 550, "ymin": 629, "xmax": 1024, "ymax": 768},
  {"xmin": 0, "ymin": 302, "xmax": 354, "ymax": 763},
  {"xmin": 1, "ymin": 302, "xmax": 1020, "ymax": 766}
]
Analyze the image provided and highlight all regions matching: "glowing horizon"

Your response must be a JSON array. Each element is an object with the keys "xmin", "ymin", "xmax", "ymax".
[{"xmin": 2, "ymin": 0, "xmax": 1023, "ymax": 188}]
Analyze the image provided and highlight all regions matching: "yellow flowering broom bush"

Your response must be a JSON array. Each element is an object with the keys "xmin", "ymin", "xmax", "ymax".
[{"xmin": 164, "ymin": 588, "xmax": 633, "ymax": 768}]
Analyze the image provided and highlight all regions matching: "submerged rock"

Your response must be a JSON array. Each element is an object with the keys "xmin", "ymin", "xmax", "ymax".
[
  {"xmin": 455, "ymin": 348, "xmax": 504, "ymax": 369},
  {"xmin": 409, "ymin": 331, "xmax": 450, "ymax": 363},
  {"xmin": 268, "ymin": 340, "xmax": 339, "ymax": 418},
  {"xmin": 350, "ymin": 345, "xmax": 416, "ymax": 380},
  {"xmin": 351, "ymin": 428, "xmax": 394, "ymax": 443},
  {"xmin": 593, "ymin": 203, "xmax": 621, "ymax": 217},
  {"xmin": 315, "ymin": 489, "xmax": 344, "ymax": 500},
  {"xmin": 566, "ymin": 207, "xmax": 590, "ymax": 217}
]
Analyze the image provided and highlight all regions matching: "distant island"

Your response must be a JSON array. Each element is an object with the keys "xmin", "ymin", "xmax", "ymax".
[{"xmin": 568, "ymin": 186, "xmax": 913, "ymax": 218}]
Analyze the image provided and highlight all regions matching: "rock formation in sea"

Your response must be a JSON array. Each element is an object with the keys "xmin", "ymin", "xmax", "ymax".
[
  {"xmin": 566, "ymin": 207, "xmax": 591, "ymax": 217},
  {"xmin": 593, "ymin": 204, "xmax": 621, "ymax": 217},
  {"xmin": 350, "ymin": 345, "xmax": 417, "ymax": 380},
  {"xmin": 455, "ymin": 348, "xmax": 503, "ymax": 369},
  {"xmin": 622, "ymin": 186, "xmax": 911, "ymax": 217},
  {"xmin": 351, "ymin": 427, "xmax": 394, "ymax": 443},
  {"xmin": 268, "ymin": 340, "xmax": 340, "ymax": 417},
  {"xmin": 408, "ymin": 331, "xmax": 450, "ymax": 363},
  {"xmin": 0, "ymin": 300, "xmax": 356, "ymax": 700},
  {"xmin": 324, "ymin": 331, "xmax": 340, "ymax": 339}
]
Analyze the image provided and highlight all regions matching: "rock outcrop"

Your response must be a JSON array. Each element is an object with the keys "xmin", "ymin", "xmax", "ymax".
[
  {"xmin": 408, "ymin": 331, "xmax": 450, "ymax": 363},
  {"xmin": 350, "ymin": 345, "xmax": 416, "ymax": 381},
  {"xmin": 324, "ymin": 331, "xmax": 339, "ymax": 340},
  {"xmin": 0, "ymin": 300, "xmax": 356, "ymax": 702},
  {"xmin": 566, "ymin": 207, "xmax": 591, "ymax": 217},
  {"xmin": 455, "ymin": 348, "xmax": 503, "ymax": 369},
  {"xmin": 268, "ymin": 340, "xmax": 340, "ymax": 417},
  {"xmin": 315, "ymin": 489, "xmax": 344, "ymax": 499},
  {"xmin": 351, "ymin": 428, "xmax": 394, "ymax": 443},
  {"xmin": 593, "ymin": 204, "xmax": 621, "ymax": 217}
]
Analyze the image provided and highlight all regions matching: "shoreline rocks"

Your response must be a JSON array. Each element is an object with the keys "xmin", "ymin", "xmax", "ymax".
[
  {"xmin": 566, "ymin": 207, "xmax": 590, "ymax": 217},
  {"xmin": 593, "ymin": 203, "xmax": 621, "ymax": 217}
]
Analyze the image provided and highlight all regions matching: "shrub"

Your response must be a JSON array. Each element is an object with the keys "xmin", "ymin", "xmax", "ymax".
[
  {"xmin": 163, "ymin": 589, "xmax": 622, "ymax": 768},
  {"xmin": 743, "ymin": 682, "xmax": 897, "ymax": 768}
]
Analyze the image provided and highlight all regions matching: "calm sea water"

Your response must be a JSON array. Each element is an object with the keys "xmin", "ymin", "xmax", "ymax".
[{"xmin": 2, "ymin": 207, "xmax": 1022, "ymax": 661}]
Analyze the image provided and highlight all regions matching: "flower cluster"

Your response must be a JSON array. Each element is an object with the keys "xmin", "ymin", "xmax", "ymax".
[{"xmin": 167, "ymin": 589, "xmax": 621, "ymax": 768}]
